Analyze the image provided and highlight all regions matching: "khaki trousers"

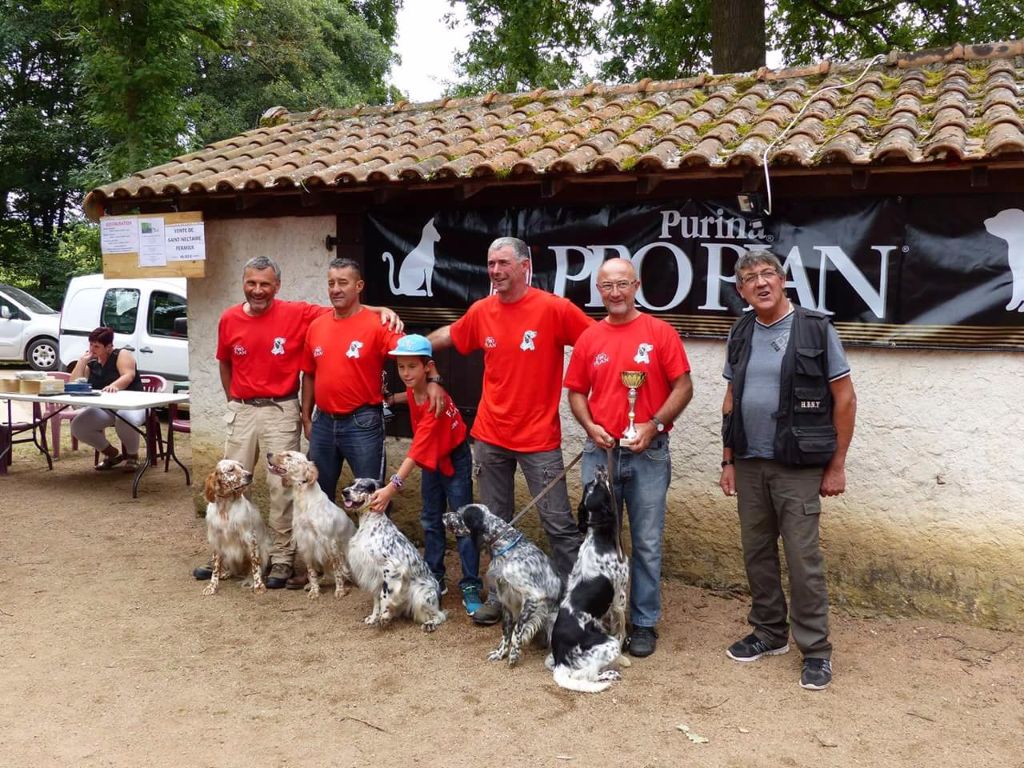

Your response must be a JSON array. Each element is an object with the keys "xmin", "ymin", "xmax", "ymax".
[
  {"xmin": 734, "ymin": 458, "xmax": 831, "ymax": 659},
  {"xmin": 222, "ymin": 399, "xmax": 301, "ymax": 568}
]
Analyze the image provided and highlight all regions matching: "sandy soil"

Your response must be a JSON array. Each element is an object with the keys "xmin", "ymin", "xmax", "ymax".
[{"xmin": 0, "ymin": 432, "xmax": 1022, "ymax": 768}]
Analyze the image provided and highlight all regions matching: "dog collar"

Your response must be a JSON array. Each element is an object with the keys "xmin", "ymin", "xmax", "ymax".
[{"xmin": 492, "ymin": 533, "xmax": 523, "ymax": 558}]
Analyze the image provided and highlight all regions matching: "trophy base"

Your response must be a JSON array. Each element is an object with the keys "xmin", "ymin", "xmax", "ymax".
[{"xmin": 618, "ymin": 437, "xmax": 637, "ymax": 447}]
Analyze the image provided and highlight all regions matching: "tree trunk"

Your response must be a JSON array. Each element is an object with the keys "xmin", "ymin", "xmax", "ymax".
[{"xmin": 711, "ymin": 0, "xmax": 766, "ymax": 74}]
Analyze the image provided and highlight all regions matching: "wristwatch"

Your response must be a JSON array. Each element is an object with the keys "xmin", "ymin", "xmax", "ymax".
[
  {"xmin": 426, "ymin": 376, "xmax": 443, "ymax": 385},
  {"xmin": 650, "ymin": 416, "xmax": 665, "ymax": 433}
]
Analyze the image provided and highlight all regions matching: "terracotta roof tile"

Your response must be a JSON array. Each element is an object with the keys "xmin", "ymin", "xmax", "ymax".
[{"xmin": 85, "ymin": 39, "xmax": 1024, "ymax": 216}]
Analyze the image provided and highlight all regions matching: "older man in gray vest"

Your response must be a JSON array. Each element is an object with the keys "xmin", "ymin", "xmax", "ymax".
[{"xmin": 719, "ymin": 249, "xmax": 856, "ymax": 691}]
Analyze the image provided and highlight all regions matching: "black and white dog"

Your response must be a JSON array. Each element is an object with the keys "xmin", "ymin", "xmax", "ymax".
[
  {"xmin": 546, "ymin": 464, "xmax": 630, "ymax": 692},
  {"xmin": 444, "ymin": 504, "xmax": 561, "ymax": 667},
  {"xmin": 341, "ymin": 478, "xmax": 447, "ymax": 633}
]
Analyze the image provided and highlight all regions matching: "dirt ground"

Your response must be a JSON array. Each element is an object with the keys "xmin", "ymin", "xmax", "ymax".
[{"xmin": 1, "ymin": 430, "xmax": 1022, "ymax": 768}]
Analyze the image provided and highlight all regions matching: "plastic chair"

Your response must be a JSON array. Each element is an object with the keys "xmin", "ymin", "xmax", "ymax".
[
  {"xmin": 139, "ymin": 375, "xmax": 168, "ymax": 461},
  {"xmin": 46, "ymin": 372, "xmax": 81, "ymax": 460},
  {"xmin": 165, "ymin": 393, "xmax": 190, "ymax": 472}
]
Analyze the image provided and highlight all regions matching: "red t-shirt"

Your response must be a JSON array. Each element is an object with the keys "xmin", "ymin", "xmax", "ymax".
[
  {"xmin": 450, "ymin": 287, "xmax": 594, "ymax": 452},
  {"xmin": 564, "ymin": 313, "xmax": 690, "ymax": 438},
  {"xmin": 217, "ymin": 300, "xmax": 329, "ymax": 399},
  {"xmin": 301, "ymin": 307, "xmax": 403, "ymax": 414},
  {"xmin": 407, "ymin": 389, "xmax": 467, "ymax": 477}
]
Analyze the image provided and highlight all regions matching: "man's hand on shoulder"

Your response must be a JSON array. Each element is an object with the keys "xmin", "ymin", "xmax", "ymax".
[
  {"xmin": 426, "ymin": 380, "xmax": 446, "ymax": 416},
  {"xmin": 368, "ymin": 305, "xmax": 404, "ymax": 333}
]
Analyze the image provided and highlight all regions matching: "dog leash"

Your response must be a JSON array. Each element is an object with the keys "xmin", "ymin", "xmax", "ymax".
[
  {"xmin": 604, "ymin": 446, "xmax": 627, "ymax": 563},
  {"xmin": 508, "ymin": 450, "xmax": 584, "ymax": 528}
]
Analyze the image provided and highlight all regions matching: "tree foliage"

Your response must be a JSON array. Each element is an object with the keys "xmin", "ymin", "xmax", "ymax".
[
  {"xmin": 0, "ymin": 0, "xmax": 98, "ymax": 296},
  {"xmin": 450, "ymin": 0, "xmax": 1024, "ymax": 93},
  {"xmin": 0, "ymin": 0, "xmax": 401, "ymax": 297},
  {"xmin": 450, "ymin": 0, "xmax": 602, "ymax": 94},
  {"xmin": 191, "ymin": 0, "xmax": 400, "ymax": 145}
]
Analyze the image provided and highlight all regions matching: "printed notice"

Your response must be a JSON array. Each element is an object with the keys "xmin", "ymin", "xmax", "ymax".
[
  {"xmin": 100, "ymin": 217, "xmax": 139, "ymax": 254},
  {"xmin": 138, "ymin": 217, "xmax": 167, "ymax": 266},
  {"xmin": 165, "ymin": 221, "xmax": 206, "ymax": 261}
]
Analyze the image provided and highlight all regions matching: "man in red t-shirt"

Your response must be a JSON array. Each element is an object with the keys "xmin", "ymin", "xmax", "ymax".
[
  {"xmin": 301, "ymin": 258, "xmax": 404, "ymax": 506},
  {"xmin": 429, "ymin": 236, "xmax": 594, "ymax": 623},
  {"xmin": 193, "ymin": 255, "xmax": 399, "ymax": 590},
  {"xmin": 564, "ymin": 257, "xmax": 693, "ymax": 659}
]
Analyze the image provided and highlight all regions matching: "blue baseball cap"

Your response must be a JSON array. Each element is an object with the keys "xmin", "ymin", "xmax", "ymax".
[{"xmin": 388, "ymin": 334, "xmax": 433, "ymax": 357}]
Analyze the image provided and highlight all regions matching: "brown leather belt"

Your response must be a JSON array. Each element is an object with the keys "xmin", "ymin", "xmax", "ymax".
[
  {"xmin": 230, "ymin": 394, "xmax": 298, "ymax": 407},
  {"xmin": 320, "ymin": 404, "xmax": 377, "ymax": 420}
]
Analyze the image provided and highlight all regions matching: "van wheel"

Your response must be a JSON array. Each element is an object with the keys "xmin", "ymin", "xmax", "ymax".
[{"xmin": 27, "ymin": 338, "xmax": 59, "ymax": 371}]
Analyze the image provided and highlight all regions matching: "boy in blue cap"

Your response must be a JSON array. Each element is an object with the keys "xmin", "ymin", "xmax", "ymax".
[{"xmin": 369, "ymin": 334, "xmax": 489, "ymax": 619}]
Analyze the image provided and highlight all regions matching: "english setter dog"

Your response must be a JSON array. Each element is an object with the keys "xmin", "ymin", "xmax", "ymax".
[
  {"xmin": 266, "ymin": 451, "xmax": 356, "ymax": 599},
  {"xmin": 341, "ymin": 478, "xmax": 447, "ymax": 632},
  {"xmin": 444, "ymin": 503, "xmax": 561, "ymax": 667},
  {"xmin": 546, "ymin": 464, "xmax": 630, "ymax": 692},
  {"xmin": 202, "ymin": 459, "xmax": 269, "ymax": 596}
]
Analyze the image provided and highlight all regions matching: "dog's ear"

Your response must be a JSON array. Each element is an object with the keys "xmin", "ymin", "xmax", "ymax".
[
  {"xmin": 304, "ymin": 462, "xmax": 319, "ymax": 486},
  {"xmin": 204, "ymin": 471, "xmax": 218, "ymax": 503},
  {"xmin": 576, "ymin": 493, "xmax": 590, "ymax": 534}
]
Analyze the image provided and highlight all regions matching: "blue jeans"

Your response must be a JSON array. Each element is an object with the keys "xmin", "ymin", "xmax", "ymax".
[
  {"xmin": 582, "ymin": 435, "xmax": 671, "ymax": 628},
  {"xmin": 307, "ymin": 405, "xmax": 385, "ymax": 504},
  {"xmin": 420, "ymin": 441, "xmax": 481, "ymax": 590}
]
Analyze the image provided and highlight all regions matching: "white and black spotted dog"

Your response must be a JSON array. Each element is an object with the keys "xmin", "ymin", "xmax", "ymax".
[
  {"xmin": 341, "ymin": 478, "xmax": 447, "ymax": 632},
  {"xmin": 546, "ymin": 464, "xmax": 631, "ymax": 692},
  {"xmin": 266, "ymin": 451, "xmax": 356, "ymax": 599},
  {"xmin": 444, "ymin": 504, "xmax": 561, "ymax": 667},
  {"xmin": 202, "ymin": 459, "xmax": 270, "ymax": 596}
]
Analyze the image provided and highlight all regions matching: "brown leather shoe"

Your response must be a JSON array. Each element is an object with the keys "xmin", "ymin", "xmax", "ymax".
[{"xmin": 286, "ymin": 572, "xmax": 309, "ymax": 590}]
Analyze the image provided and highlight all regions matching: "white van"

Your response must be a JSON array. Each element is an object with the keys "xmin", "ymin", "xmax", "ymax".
[
  {"xmin": 0, "ymin": 283, "xmax": 62, "ymax": 370},
  {"xmin": 59, "ymin": 274, "xmax": 188, "ymax": 381}
]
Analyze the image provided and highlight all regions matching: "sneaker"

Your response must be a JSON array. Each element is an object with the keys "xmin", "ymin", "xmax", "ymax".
[
  {"xmin": 627, "ymin": 626, "xmax": 658, "ymax": 657},
  {"xmin": 192, "ymin": 561, "xmax": 213, "ymax": 581},
  {"xmin": 266, "ymin": 562, "xmax": 291, "ymax": 589},
  {"xmin": 726, "ymin": 633, "xmax": 790, "ymax": 662},
  {"xmin": 461, "ymin": 585, "xmax": 484, "ymax": 615},
  {"xmin": 471, "ymin": 597, "xmax": 502, "ymax": 626},
  {"xmin": 800, "ymin": 658, "xmax": 833, "ymax": 690}
]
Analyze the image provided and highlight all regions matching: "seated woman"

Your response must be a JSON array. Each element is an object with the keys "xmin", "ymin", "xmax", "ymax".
[{"xmin": 69, "ymin": 326, "xmax": 145, "ymax": 470}]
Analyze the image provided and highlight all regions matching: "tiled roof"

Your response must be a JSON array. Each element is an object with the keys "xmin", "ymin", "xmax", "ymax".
[{"xmin": 85, "ymin": 40, "xmax": 1024, "ymax": 217}]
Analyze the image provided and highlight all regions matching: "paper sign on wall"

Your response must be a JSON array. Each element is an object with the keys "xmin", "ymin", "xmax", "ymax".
[
  {"xmin": 99, "ymin": 211, "xmax": 205, "ymax": 279},
  {"xmin": 100, "ymin": 217, "xmax": 139, "ymax": 254},
  {"xmin": 165, "ymin": 221, "xmax": 205, "ymax": 262}
]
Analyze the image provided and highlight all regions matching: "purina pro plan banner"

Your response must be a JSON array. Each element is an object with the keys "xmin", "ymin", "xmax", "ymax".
[{"xmin": 364, "ymin": 196, "xmax": 1024, "ymax": 350}]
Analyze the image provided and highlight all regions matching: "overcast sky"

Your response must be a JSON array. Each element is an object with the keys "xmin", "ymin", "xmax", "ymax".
[{"xmin": 391, "ymin": 0, "xmax": 467, "ymax": 102}]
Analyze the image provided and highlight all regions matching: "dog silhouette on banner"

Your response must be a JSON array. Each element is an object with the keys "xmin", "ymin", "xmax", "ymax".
[{"xmin": 984, "ymin": 208, "xmax": 1024, "ymax": 312}]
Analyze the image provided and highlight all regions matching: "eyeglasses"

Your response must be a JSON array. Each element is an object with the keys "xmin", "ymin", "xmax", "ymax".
[
  {"xmin": 597, "ymin": 280, "xmax": 637, "ymax": 293},
  {"xmin": 738, "ymin": 269, "xmax": 781, "ymax": 286}
]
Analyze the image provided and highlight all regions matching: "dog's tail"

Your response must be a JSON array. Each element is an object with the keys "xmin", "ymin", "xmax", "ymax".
[{"xmin": 553, "ymin": 666, "xmax": 611, "ymax": 693}]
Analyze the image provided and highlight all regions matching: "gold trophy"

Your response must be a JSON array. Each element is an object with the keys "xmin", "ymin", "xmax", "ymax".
[{"xmin": 619, "ymin": 370, "xmax": 647, "ymax": 446}]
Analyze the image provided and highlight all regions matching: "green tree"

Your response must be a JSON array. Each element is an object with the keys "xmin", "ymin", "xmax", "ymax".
[
  {"xmin": 0, "ymin": 0, "xmax": 97, "ymax": 297},
  {"xmin": 450, "ymin": 0, "xmax": 601, "ymax": 94},
  {"xmin": 72, "ymin": 0, "xmax": 238, "ymax": 186},
  {"xmin": 190, "ymin": 0, "xmax": 401, "ymax": 145},
  {"xmin": 449, "ymin": 0, "xmax": 1024, "ymax": 92}
]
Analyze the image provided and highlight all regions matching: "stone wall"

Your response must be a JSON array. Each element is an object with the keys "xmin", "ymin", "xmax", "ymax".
[{"xmin": 186, "ymin": 216, "xmax": 1024, "ymax": 629}]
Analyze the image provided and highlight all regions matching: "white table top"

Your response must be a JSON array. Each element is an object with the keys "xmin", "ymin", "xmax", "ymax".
[{"xmin": 0, "ymin": 390, "xmax": 189, "ymax": 410}]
